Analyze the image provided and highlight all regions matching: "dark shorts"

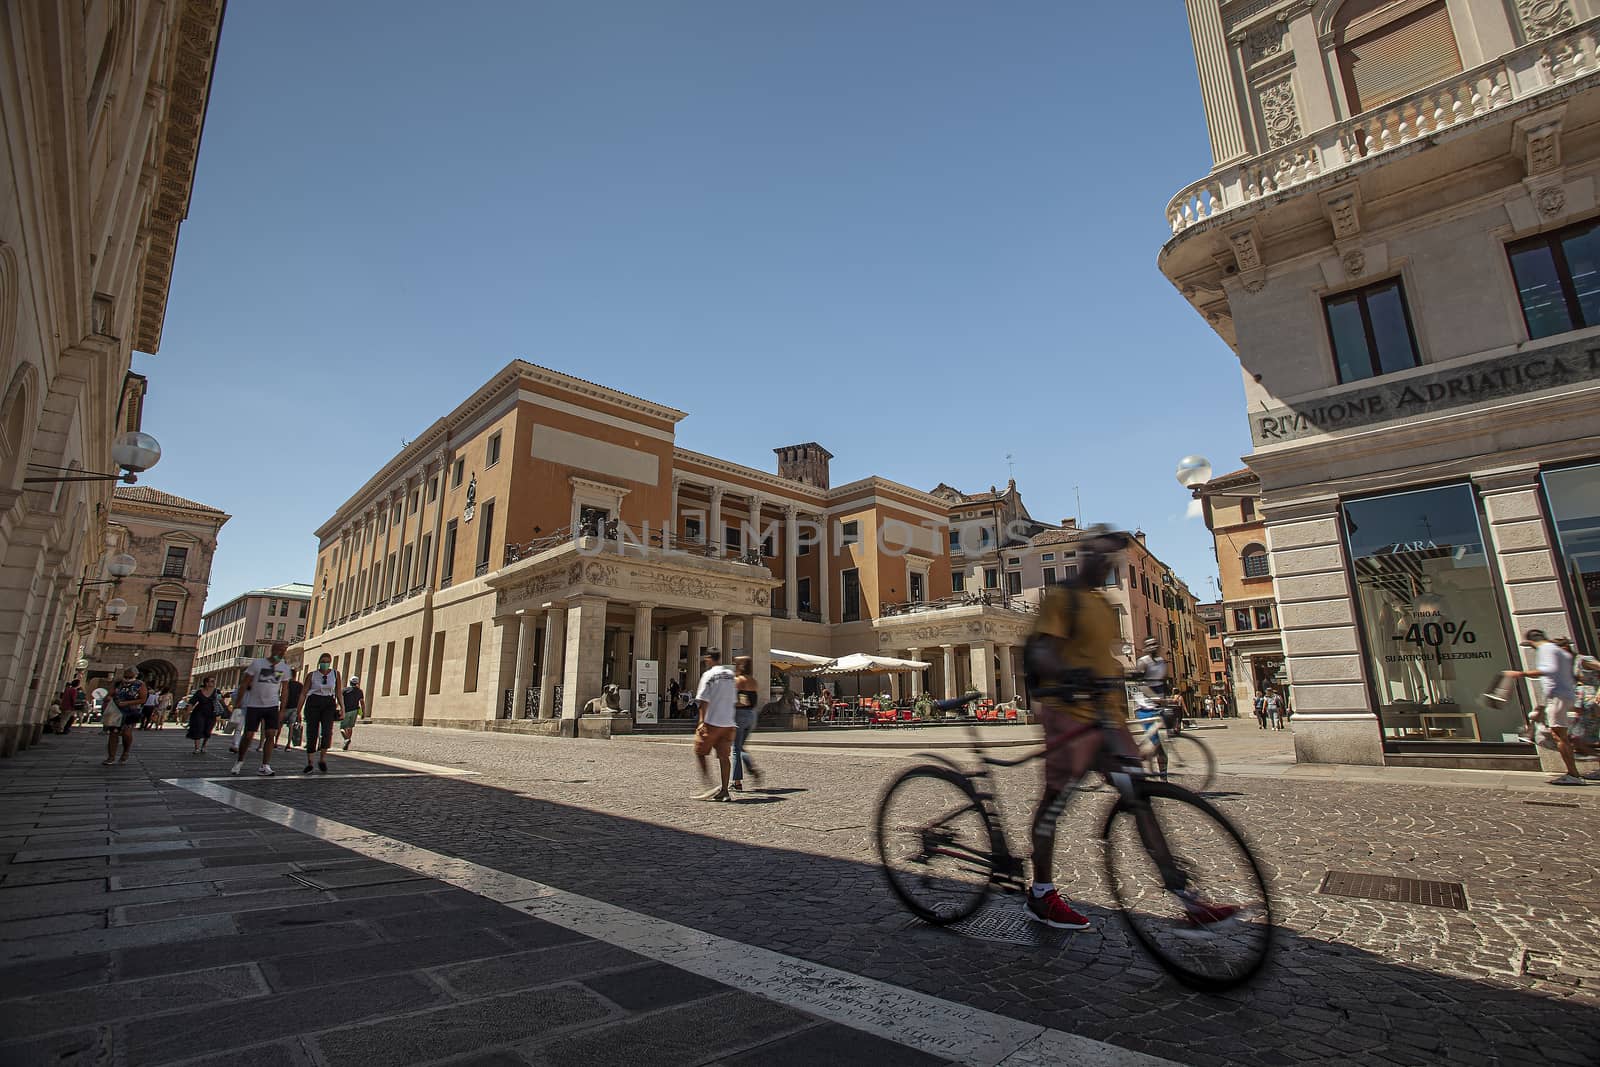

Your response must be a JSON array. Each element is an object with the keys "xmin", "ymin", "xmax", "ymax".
[
  {"xmin": 243, "ymin": 705, "xmax": 281, "ymax": 734},
  {"xmin": 303, "ymin": 695, "xmax": 338, "ymax": 751}
]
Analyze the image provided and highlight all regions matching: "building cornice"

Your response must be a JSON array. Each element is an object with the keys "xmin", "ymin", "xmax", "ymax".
[
  {"xmin": 514, "ymin": 360, "xmax": 688, "ymax": 424},
  {"xmin": 134, "ymin": 0, "xmax": 227, "ymax": 353},
  {"xmin": 672, "ymin": 449, "xmax": 823, "ymax": 501}
]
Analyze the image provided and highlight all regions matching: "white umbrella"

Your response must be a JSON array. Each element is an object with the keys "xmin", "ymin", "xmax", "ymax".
[
  {"xmin": 769, "ymin": 649, "xmax": 834, "ymax": 672},
  {"xmin": 810, "ymin": 652, "xmax": 932, "ymax": 676}
]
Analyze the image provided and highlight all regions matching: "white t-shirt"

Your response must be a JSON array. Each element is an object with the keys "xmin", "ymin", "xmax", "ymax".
[
  {"xmin": 1536, "ymin": 642, "xmax": 1577, "ymax": 702},
  {"xmin": 695, "ymin": 665, "xmax": 737, "ymax": 728},
  {"xmin": 1136, "ymin": 655, "xmax": 1169, "ymax": 683},
  {"xmin": 243, "ymin": 658, "xmax": 292, "ymax": 708}
]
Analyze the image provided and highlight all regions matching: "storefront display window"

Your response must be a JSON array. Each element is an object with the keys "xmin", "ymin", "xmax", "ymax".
[
  {"xmin": 1344, "ymin": 484, "xmax": 1523, "ymax": 744},
  {"xmin": 1542, "ymin": 462, "xmax": 1600, "ymax": 654}
]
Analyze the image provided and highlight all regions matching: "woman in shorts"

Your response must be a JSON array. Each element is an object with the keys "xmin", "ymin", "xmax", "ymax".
[{"xmin": 104, "ymin": 669, "xmax": 147, "ymax": 766}]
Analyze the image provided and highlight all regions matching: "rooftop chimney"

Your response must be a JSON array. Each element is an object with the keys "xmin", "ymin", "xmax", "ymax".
[
  {"xmin": 1061, "ymin": 518, "xmax": 1077, "ymax": 530},
  {"xmin": 774, "ymin": 443, "xmax": 833, "ymax": 490}
]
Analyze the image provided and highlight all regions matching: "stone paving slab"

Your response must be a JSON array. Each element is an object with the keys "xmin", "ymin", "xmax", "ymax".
[{"xmin": 0, "ymin": 730, "xmax": 964, "ymax": 1067}]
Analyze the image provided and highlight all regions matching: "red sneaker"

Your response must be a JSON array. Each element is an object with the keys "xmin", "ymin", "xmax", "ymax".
[
  {"xmin": 1182, "ymin": 898, "xmax": 1242, "ymax": 927},
  {"xmin": 1024, "ymin": 889, "xmax": 1090, "ymax": 930}
]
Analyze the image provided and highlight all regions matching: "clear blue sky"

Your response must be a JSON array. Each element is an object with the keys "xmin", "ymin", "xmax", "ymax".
[{"xmin": 137, "ymin": 1, "xmax": 1250, "ymax": 609}]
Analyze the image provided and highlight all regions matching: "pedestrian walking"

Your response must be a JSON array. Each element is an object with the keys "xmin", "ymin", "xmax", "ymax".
[
  {"xmin": 299, "ymin": 655, "xmax": 341, "ymax": 774},
  {"xmin": 139, "ymin": 686, "xmax": 160, "ymax": 730},
  {"xmin": 339, "ymin": 675, "xmax": 364, "ymax": 750},
  {"xmin": 1510, "ymin": 630, "xmax": 1598, "ymax": 785},
  {"xmin": 280, "ymin": 669, "xmax": 305, "ymax": 751},
  {"xmin": 691, "ymin": 647, "xmax": 737, "ymax": 801},
  {"xmin": 730, "ymin": 655, "xmax": 763, "ymax": 791},
  {"xmin": 1254, "ymin": 693, "xmax": 1267, "ymax": 729},
  {"xmin": 1203, "ymin": 695, "xmax": 1214, "ymax": 719},
  {"xmin": 1267, "ymin": 690, "xmax": 1285, "ymax": 730},
  {"xmin": 232, "ymin": 641, "xmax": 293, "ymax": 777},
  {"xmin": 185, "ymin": 678, "xmax": 223, "ymax": 754},
  {"xmin": 52, "ymin": 677, "xmax": 83, "ymax": 734},
  {"xmin": 668, "ymin": 677, "xmax": 681, "ymax": 719},
  {"xmin": 104, "ymin": 669, "xmax": 146, "ymax": 765}
]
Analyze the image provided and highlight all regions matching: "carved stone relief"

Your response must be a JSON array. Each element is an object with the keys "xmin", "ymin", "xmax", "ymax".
[
  {"xmin": 1259, "ymin": 79, "xmax": 1302, "ymax": 149},
  {"xmin": 1342, "ymin": 250, "xmax": 1367, "ymax": 278},
  {"xmin": 1518, "ymin": 0, "xmax": 1575, "ymax": 41},
  {"xmin": 1247, "ymin": 23, "xmax": 1283, "ymax": 61},
  {"xmin": 1538, "ymin": 185, "xmax": 1567, "ymax": 217}
]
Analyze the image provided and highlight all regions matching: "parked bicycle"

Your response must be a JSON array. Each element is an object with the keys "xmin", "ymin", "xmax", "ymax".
[{"xmin": 875, "ymin": 689, "xmax": 1272, "ymax": 990}]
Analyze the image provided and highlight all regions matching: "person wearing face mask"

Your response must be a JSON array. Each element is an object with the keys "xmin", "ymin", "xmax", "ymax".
[
  {"xmin": 299, "ymin": 655, "xmax": 342, "ymax": 774},
  {"xmin": 232, "ymin": 641, "xmax": 293, "ymax": 776}
]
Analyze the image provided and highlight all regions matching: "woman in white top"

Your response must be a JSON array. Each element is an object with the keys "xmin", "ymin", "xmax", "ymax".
[{"xmin": 299, "ymin": 656, "xmax": 342, "ymax": 774}]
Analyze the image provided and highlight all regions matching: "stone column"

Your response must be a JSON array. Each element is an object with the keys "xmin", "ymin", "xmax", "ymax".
[
  {"xmin": 1184, "ymin": 0, "xmax": 1249, "ymax": 166},
  {"xmin": 708, "ymin": 487, "xmax": 724, "ymax": 556},
  {"xmin": 631, "ymin": 602, "xmax": 654, "ymax": 714},
  {"xmin": 493, "ymin": 617, "xmax": 520, "ymax": 719},
  {"xmin": 817, "ymin": 515, "xmax": 831, "ymax": 623},
  {"xmin": 722, "ymin": 615, "xmax": 739, "ymax": 659},
  {"xmin": 512, "ymin": 613, "xmax": 538, "ymax": 717},
  {"xmin": 746, "ymin": 494, "xmax": 764, "ymax": 560},
  {"xmin": 783, "ymin": 507, "xmax": 799, "ymax": 619},
  {"xmin": 538, "ymin": 604, "xmax": 566, "ymax": 719},
  {"xmin": 969, "ymin": 641, "xmax": 997, "ymax": 700},
  {"xmin": 687, "ymin": 624, "xmax": 708, "ymax": 692},
  {"xmin": 1266, "ymin": 495, "xmax": 1381, "ymax": 766},
  {"xmin": 1477, "ymin": 468, "xmax": 1571, "ymax": 772},
  {"xmin": 997, "ymin": 642, "xmax": 1016, "ymax": 702},
  {"xmin": 706, "ymin": 611, "xmax": 727, "ymax": 658},
  {"xmin": 562, "ymin": 596, "xmax": 608, "ymax": 725},
  {"xmin": 666, "ymin": 627, "xmax": 686, "ymax": 694},
  {"xmin": 941, "ymin": 644, "xmax": 957, "ymax": 699},
  {"xmin": 907, "ymin": 648, "xmax": 923, "ymax": 697},
  {"xmin": 748, "ymin": 614, "xmax": 772, "ymax": 702}
]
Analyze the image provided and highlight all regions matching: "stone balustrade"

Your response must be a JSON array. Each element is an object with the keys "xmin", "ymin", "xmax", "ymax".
[{"xmin": 1165, "ymin": 16, "xmax": 1600, "ymax": 237}]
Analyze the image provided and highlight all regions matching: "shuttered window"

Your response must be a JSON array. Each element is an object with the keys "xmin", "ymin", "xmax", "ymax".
[{"xmin": 1338, "ymin": 1, "xmax": 1461, "ymax": 115}]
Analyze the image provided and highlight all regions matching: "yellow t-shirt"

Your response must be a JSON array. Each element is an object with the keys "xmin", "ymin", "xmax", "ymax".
[{"xmin": 1033, "ymin": 585, "xmax": 1124, "ymax": 722}]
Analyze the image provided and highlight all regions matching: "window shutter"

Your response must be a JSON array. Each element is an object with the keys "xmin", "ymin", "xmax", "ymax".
[{"xmin": 1338, "ymin": 2, "xmax": 1461, "ymax": 114}]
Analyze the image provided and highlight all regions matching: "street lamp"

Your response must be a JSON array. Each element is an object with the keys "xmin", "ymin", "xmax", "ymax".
[
  {"xmin": 79, "ymin": 551, "xmax": 138, "ymax": 593},
  {"xmin": 1175, "ymin": 455, "xmax": 1213, "ymax": 489},
  {"xmin": 104, "ymin": 598, "xmax": 127, "ymax": 618},
  {"xmin": 25, "ymin": 431, "xmax": 162, "ymax": 485}
]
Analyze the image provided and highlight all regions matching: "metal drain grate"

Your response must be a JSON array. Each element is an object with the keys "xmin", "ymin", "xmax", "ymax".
[
  {"xmin": 290, "ymin": 866, "xmax": 427, "ymax": 890},
  {"xmin": 1319, "ymin": 870, "xmax": 1467, "ymax": 910},
  {"xmin": 909, "ymin": 901, "xmax": 1064, "ymax": 946}
]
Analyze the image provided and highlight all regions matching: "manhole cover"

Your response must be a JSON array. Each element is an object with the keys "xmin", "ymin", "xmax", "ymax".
[
  {"xmin": 290, "ymin": 867, "xmax": 427, "ymax": 890},
  {"xmin": 1319, "ymin": 870, "xmax": 1467, "ymax": 910},
  {"xmin": 907, "ymin": 901, "xmax": 1065, "ymax": 946}
]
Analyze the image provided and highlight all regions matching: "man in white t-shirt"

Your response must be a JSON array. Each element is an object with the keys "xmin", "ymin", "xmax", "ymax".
[
  {"xmin": 1510, "ymin": 629, "xmax": 1594, "ymax": 785},
  {"xmin": 692, "ymin": 646, "xmax": 738, "ymax": 802},
  {"xmin": 232, "ymin": 641, "xmax": 293, "ymax": 777}
]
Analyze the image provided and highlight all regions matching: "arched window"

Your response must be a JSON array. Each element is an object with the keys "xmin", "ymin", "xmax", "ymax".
[
  {"xmin": 1334, "ymin": 0, "xmax": 1462, "ymax": 115},
  {"xmin": 1241, "ymin": 544, "xmax": 1271, "ymax": 578}
]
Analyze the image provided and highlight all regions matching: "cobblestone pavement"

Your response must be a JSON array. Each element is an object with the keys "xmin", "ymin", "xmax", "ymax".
[{"xmin": 210, "ymin": 722, "xmax": 1600, "ymax": 1067}]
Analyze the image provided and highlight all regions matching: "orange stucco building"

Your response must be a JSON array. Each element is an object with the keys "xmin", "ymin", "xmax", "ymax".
[{"xmin": 302, "ymin": 362, "xmax": 1041, "ymax": 733}]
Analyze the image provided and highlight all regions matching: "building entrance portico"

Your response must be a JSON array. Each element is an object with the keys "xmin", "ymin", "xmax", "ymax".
[
  {"xmin": 873, "ymin": 604, "xmax": 1032, "ymax": 703},
  {"xmin": 488, "ymin": 537, "xmax": 780, "ymax": 734}
]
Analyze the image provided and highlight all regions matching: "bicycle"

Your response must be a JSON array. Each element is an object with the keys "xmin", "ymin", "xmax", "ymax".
[
  {"xmin": 875, "ymin": 687, "xmax": 1272, "ymax": 991},
  {"xmin": 1131, "ymin": 693, "xmax": 1217, "ymax": 792}
]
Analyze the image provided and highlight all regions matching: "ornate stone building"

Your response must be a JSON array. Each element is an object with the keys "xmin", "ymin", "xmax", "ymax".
[
  {"xmin": 0, "ymin": 1, "xmax": 224, "ymax": 753},
  {"xmin": 302, "ymin": 362, "xmax": 1050, "ymax": 734},
  {"xmin": 79, "ymin": 487, "xmax": 227, "ymax": 695},
  {"xmin": 1195, "ymin": 468, "xmax": 1286, "ymax": 716},
  {"xmin": 1163, "ymin": 1, "xmax": 1600, "ymax": 769}
]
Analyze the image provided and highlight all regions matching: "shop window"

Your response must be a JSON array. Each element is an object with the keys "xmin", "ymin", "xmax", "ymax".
[
  {"xmin": 1242, "ymin": 546, "xmax": 1271, "ymax": 577},
  {"xmin": 1344, "ymin": 484, "xmax": 1521, "ymax": 744},
  {"xmin": 842, "ymin": 568, "xmax": 861, "ymax": 622},
  {"xmin": 1324, "ymin": 278, "xmax": 1420, "ymax": 383},
  {"xmin": 1507, "ymin": 218, "xmax": 1600, "ymax": 340},
  {"xmin": 1542, "ymin": 462, "xmax": 1600, "ymax": 653}
]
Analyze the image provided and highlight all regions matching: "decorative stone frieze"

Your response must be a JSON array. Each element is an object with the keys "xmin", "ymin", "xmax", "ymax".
[
  {"xmin": 1258, "ymin": 78, "xmax": 1301, "ymax": 149},
  {"xmin": 1518, "ymin": 0, "xmax": 1576, "ymax": 41}
]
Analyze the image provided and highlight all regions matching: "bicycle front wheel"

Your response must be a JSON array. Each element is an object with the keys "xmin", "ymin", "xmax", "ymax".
[
  {"xmin": 1162, "ymin": 734, "xmax": 1217, "ymax": 792},
  {"xmin": 1102, "ymin": 780, "xmax": 1273, "ymax": 990},
  {"xmin": 875, "ymin": 765, "xmax": 997, "ymax": 925}
]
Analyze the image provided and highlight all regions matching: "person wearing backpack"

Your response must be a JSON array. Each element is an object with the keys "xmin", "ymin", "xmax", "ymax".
[{"xmin": 104, "ymin": 669, "xmax": 147, "ymax": 766}]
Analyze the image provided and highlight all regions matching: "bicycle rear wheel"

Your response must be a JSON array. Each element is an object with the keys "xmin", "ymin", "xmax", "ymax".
[
  {"xmin": 1101, "ymin": 780, "xmax": 1272, "ymax": 990},
  {"xmin": 1162, "ymin": 734, "xmax": 1216, "ymax": 792},
  {"xmin": 876, "ymin": 765, "xmax": 997, "ymax": 925}
]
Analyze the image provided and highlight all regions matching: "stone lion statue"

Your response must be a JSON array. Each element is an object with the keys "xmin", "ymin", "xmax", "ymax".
[{"xmin": 582, "ymin": 683, "xmax": 622, "ymax": 716}]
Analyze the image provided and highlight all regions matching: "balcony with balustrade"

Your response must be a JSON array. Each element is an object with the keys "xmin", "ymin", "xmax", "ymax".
[{"xmin": 1166, "ymin": 17, "xmax": 1600, "ymax": 242}]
